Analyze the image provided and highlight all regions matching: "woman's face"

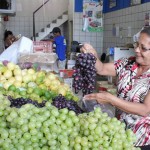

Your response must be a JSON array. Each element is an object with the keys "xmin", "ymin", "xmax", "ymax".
[{"xmin": 134, "ymin": 33, "xmax": 150, "ymax": 66}]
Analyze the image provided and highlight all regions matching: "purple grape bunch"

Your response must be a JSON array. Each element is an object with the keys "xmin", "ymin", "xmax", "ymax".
[
  {"xmin": 52, "ymin": 95, "xmax": 84, "ymax": 114},
  {"xmin": 72, "ymin": 53, "xmax": 97, "ymax": 95},
  {"xmin": 8, "ymin": 96, "xmax": 46, "ymax": 108}
]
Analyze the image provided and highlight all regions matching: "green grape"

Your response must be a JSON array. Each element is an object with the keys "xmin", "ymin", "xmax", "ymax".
[
  {"xmin": 60, "ymin": 145, "xmax": 69, "ymax": 150},
  {"xmin": 49, "ymin": 124, "xmax": 58, "ymax": 132},
  {"xmin": 92, "ymin": 141, "xmax": 100, "ymax": 148},
  {"xmin": 28, "ymin": 122, "xmax": 36, "ymax": 129},
  {"xmin": 49, "ymin": 116, "xmax": 56, "ymax": 123},
  {"xmin": 88, "ymin": 135, "xmax": 94, "ymax": 142},
  {"xmin": 61, "ymin": 123, "xmax": 67, "ymax": 130},
  {"xmin": 70, "ymin": 140, "xmax": 75, "ymax": 147},
  {"xmin": 51, "ymin": 133, "xmax": 58, "ymax": 139},
  {"xmin": 102, "ymin": 141, "xmax": 109, "ymax": 148},
  {"xmin": 23, "ymin": 132, "xmax": 31, "ymax": 140},
  {"xmin": 59, "ymin": 113, "xmax": 66, "ymax": 121},
  {"xmin": 42, "ymin": 127, "xmax": 49, "ymax": 133},
  {"xmin": 72, "ymin": 116, "xmax": 79, "ymax": 123},
  {"xmin": 75, "ymin": 136, "xmax": 82, "ymax": 143},
  {"xmin": 21, "ymin": 124, "xmax": 28, "ymax": 133},
  {"xmin": 89, "ymin": 123, "xmax": 97, "ymax": 130},
  {"xmin": 31, "ymin": 135, "xmax": 38, "ymax": 143},
  {"xmin": 40, "ymin": 138, "xmax": 47, "ymax": 145},
  {"xmin": 80, "ymin": 137, "xmax": 88, "ymax": 147},
  {"xmin": 65, "ymin": 118, "xmax": 73, "ymax": 127},
  {"xmin": 51, "ymin": 109, "xmax": 59, "ymax": 117},
  {"xmin": 10, "ymin": 111, "xmax": 18, "ymax": 118},
  {"xmin": 60, "ymin": 108, "xmax": 68, "ymax": 114},
  {"xmin": 2, "ymin": 141, "xmax": 10, "ymax": 149},
  {"xmin": 37, "ymin": 132, "xmax": 43, "ymax": 139},
  {"xmin": 24, "ymin": 145, "xmax": 33, "ymax": 150},
  {"xmin": 36, "ymin": 122, "xmax": 42, "ymax": 128},
  {"xmin": 41, "ymin": 146, "xmax": 49, "ymax": 150},
  {"xmin": 48, "ymin": 139, "xmax": 57, "ymax": 146},
  {"xmin": 74, "ymin": 143, "xmax": 81, "ymax": 150},
  {"xmin": 15, "ymin": 144, "xmax": 24, "ymax": 150},
  {"xmin": 32, "ymin": 142, "xmax": 39, "ymax": 148},
  {"xmin": 56, "ymin": 119, "xmax": 62, "ymax": 125},
  {"xmin": 1, "ymin": 130, "xmax": 9, "ymax": 139},
  {"xmin": 69, "ymin": 111, "xmax": 76, "ymax": 117},
  {"xmin": 0, "ymin": 110, "xmax": 4, "ymax": 116},
  {"xmin": 82, "ymin": 147, "xmax": 89, "ymax": 150},
  {"xmin": 101, "ymin": 124, "xmax": 108, "ymax": 132},
  {"xmin": 84, "ymin": 129, "xmax": 90, "ymax": 136},
  {"xmin": 19, "ymin": 138, "xmax": 26, "ymax": 145},
  {"xmin": 30, "ymin": 116, "xmax": 37, "ymax": 122},
  {"xmin": 30, "ymin": 128, "xmax": 38, "ymax": 135}
]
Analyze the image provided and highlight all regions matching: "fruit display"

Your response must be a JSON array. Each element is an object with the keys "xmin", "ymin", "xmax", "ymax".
[
  {"xmin": 0, "ymin": 61, "xmax": 78, "ymax": 103},
  {"xmin": 0, "ymin": 94, "xmax": 140, "ymax": 150},
  {"xmin": 0, "ymin": 60, "xmax": 140, "ymax": 150},
  {"xmin": 72, "ymin": 53, "xmax": 97, "ymax": 95}
]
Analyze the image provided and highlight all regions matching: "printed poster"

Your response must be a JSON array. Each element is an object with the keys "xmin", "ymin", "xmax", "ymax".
[{"xmin": 83, "ymin": 0, "xmax": 103, "ymax": 32}]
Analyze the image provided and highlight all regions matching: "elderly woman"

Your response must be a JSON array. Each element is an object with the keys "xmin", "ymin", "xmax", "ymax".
[{"xmin": 82, "ymin": 27, "xmax": 150, "ymax": 150}]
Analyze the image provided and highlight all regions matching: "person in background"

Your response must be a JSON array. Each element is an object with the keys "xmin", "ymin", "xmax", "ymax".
[
  {"xmin": 50, "ymin": 27, "xmax": 67, "ymax": 69},
  {"xmin": 4, "ymin": 30, "xmax": 16, "ymax": 49},
  {"xmin": 81, "ymin": 27, "xmax": 150, "ymax": 150}
]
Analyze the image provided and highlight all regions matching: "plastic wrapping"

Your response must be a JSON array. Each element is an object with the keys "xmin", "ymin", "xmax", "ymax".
[
  {"xmin": 81, "ymin": 98, "xmax": 115, "ymax": 118},
  {"xmin": 18, "ymin": 53, "xmax": 58, "ymax": 64}
]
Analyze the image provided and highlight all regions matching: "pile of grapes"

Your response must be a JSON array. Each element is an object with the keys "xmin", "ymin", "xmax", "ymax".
[
  {"xmin": 0, "ymin": 94, "xmax": 140, "ymax": 150},
  {"xmin": 73, "ymin": 53, "xmax": 97, "ymax": 95},
  {"xmin": 8, "ymin": 96, "xmax": 46, "ymax": 108},
  {"xmin": 52, "ymin": 95, "xmax": 84, "ymax": 114}
]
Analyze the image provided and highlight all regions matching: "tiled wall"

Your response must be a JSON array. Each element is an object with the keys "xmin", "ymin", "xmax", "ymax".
[
  {"xmin": 73, "ymin": 13, "xmax": 103, "ymax": 56},
  {"xmin": 0, "ymin": 19, "xmax": 5, "ymax": 53},
  {"xmin": 103, "ymin": 2, "xmax": 150, "ymax": 51}
]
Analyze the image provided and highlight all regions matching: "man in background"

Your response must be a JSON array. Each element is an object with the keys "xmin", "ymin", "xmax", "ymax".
[{"xmin": 50, "ymin": 27, "xmax": 67, "ymax": 69}]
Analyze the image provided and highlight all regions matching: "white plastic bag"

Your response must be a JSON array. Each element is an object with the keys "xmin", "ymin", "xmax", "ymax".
[
  {"xmin": 0, "ymin": 36, "xmax": 33, "ymax": 64},
  {"xmin": 0, "ymin": 40, "xmax": 19, "ymax": 64},
  {"xmin": 18, "ymin": 36, "xmax": 33, "ymax": 54}
]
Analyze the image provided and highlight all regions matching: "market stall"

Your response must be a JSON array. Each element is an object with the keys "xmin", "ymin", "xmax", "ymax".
[{"xmin": 0, "ymin": 53, "xmax": 139, "ymax": 150}]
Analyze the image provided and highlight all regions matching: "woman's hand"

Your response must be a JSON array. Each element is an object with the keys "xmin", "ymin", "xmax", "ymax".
[
  {"xmin": 80, "ymin": 43, "xmax": 98, "ymax": 58},
  {"xmin": 84, "ymin": 92, "xmax": 113, "ymax": 104}
]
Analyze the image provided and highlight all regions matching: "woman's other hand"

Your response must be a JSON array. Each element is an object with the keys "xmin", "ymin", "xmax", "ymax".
[
  {"xmin": 80, "ymin": 43, "xmax": 98, "ymax": 58},
  {"xmin": 84, "ymin": 92, "xmax": 113, "ymax": 104}
]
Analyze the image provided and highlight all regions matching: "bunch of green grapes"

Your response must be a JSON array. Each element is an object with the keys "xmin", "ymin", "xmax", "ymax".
[{"xmin": 0, "ymin": 93, "xmax": 140, "ymax": 150}]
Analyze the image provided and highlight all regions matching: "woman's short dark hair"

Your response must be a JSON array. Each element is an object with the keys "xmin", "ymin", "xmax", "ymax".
[
  {"xmin": 52, "ymin": 27, "xmax": 61, "ymax": 34},
  {"xmin": 4, "ymin": 30, "xmax": 13, "ymax": 41},
  {"xmin": 140, "ymin": 26, "xmax": 150, "ymax": 36}
]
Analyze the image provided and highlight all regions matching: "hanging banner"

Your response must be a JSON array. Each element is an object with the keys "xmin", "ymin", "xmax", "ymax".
[{"xmin": 83, "ymin": 0, "xmax": 103, "ymax": 32}]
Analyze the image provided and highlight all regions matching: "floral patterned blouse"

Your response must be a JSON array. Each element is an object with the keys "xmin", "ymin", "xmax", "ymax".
[{"xmin": 114, "ymin": 57, "xmax": 150, "ymax": 146}]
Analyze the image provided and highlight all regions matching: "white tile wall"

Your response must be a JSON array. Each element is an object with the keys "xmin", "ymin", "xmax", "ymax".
[
  {"xmin": 103, "ymin": 2, "xmax": 150, "ymax": 51},
  {"xmin": 0, "ymin": 17, "xmax": 5, "ymax": 53},
  {"xmin": 73, "ymin": 13, "xmax": 103, "ymax": 56}
]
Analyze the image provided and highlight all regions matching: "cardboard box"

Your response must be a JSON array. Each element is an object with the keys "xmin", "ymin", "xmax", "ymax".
[
  {"xmin": 33, "ymin": 41, "xmax": 53, "ymax": 53},
  {"xmin": 18, "ymin": 52, "xmax": 57, "ymax": 64}
]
